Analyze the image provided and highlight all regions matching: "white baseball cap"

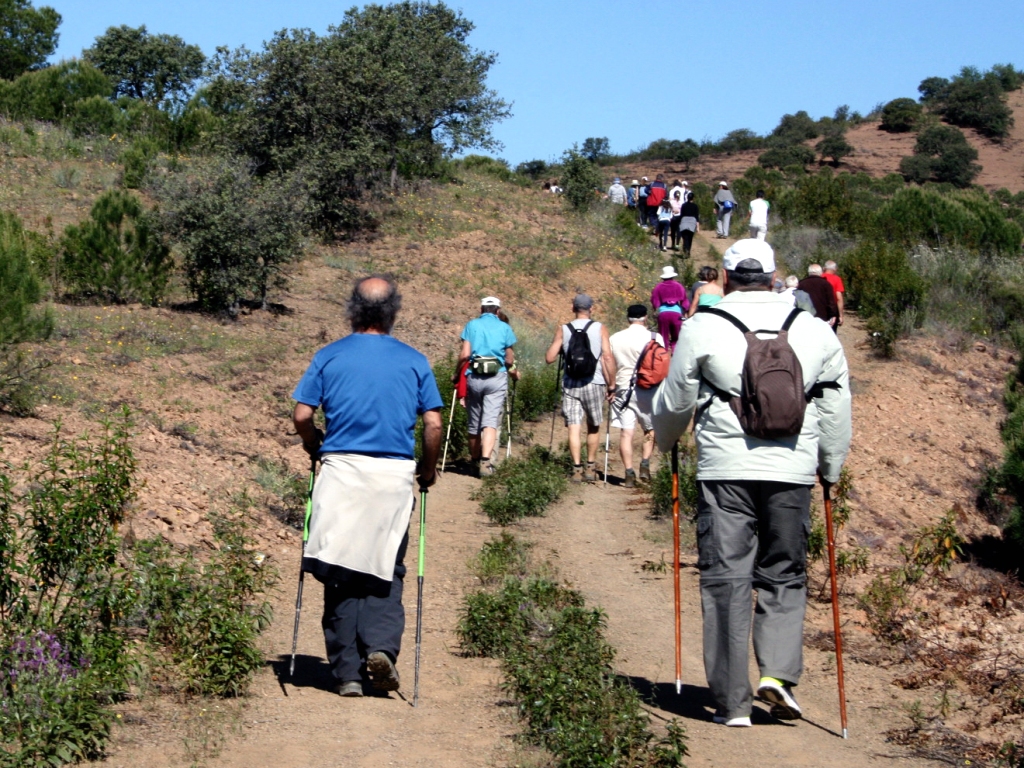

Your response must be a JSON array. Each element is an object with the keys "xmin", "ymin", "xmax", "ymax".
[
  {"xmin": 481, "ymin": 296, "xmax": 501, "ymax": 307},
  {"xmin": 722, "ymin": 239, "xmax": 776, "ymax": 273}
]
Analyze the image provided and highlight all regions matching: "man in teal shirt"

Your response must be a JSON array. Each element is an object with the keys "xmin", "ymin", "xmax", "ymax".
[{"xmin": 456, "ymin": 297, "xmax": 519, "ymax": 476}]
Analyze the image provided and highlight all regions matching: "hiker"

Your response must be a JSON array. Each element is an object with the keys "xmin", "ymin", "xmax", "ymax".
[
  {"xmin": 609, "ymin": 305, "xmax": 663, "ymax": 487},
  {"xmin": 652, "ymin": 239, "xmax": 851, "ymax": 727},
  {"xmin": 544, "ymin": 294, "xmax": 616, "ymax": 483},
  {"xmin": 656, "ymin": 198, "xmax": 674, "ymax": 251},
  {"xmin": 638, "ymin": 177, "xmax": 650, "ymax": 226},
  {"xmin": 823, "ymin": 260, "xmax": 846, "ymax": 329},
  {"xmin": 668, "ymin": 179, "xmax": 685, "ymax": 204},
  {"xmin": 797, "ymin": 264, "xmax": 839, "ymax": 329},
  {"xmin": 651, "ymin": 266, "xmax": 689, "ymax": 353},
  {"xmin": 607, "ymin": 177, "xmax": 627, "ymax": 205},
  {"xmin": 688, "ymin": 265, "xmax": 714, "ymax": 305},
  {"xmin": 668, "ymin": 188, "xmax": 684, "ymax": 251},
  {"xmin": 292, "ymin": 275, "xmax": 443, "ymax": 697},
  {"xmin": 627, "ymin": 180, "xmax": 641, "ymax": 213},
  {"xmin": 779, "ymin": 275, "xmax": 817, "ymax": 316},
  {"xmin": 713, "ymin": 181, "xmax": 736, "ymax": 239},
  {"xmin": 456, "ymin": 296, "xmax": 520, "ymax": 477},
  {"xmin": 747, "ymin": 189, "xmax": 770, "ymax": 241},
  {"xmin": 646, "ymin": 174, "xmax": 667, "ymax": 228},
  {"xmin": 679, "ymin": 192, "xmax": 700, "ymax": 257},
  {"xmin": 686, "ymin": 266, "xmax": 723, "ymax": 317}
]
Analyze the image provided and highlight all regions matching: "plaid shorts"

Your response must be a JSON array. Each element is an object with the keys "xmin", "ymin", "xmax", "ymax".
[{"xmin": 562, "ymin": 381, "xmax": 606, "ymax": 427}]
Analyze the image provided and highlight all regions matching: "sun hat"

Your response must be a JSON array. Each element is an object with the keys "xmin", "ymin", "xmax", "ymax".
[
  {"xmin": 641, "ymin": 176, "xmax": 649, "ymax": 182},
  {"xmin": 481, "ymin": 296, "xmax": 501, "ymax": 307},
  {"xmin": 719, "ymin": 180, "xmax": 728, "ymax": 187},
  {"xmin": 659, "ymin": 266, "xmax": 678, "ymax": 279},
  {"xmin": 681, "ymin": 180, "xmax": 689, "ymax": 185},
  {"xmin": 572, "ymin": 293, "xmax": 593, "ymax": 310},
  {"xmin": 631, "ymin": 179, "xmax": 640, "ymax": 186},
  {"xmin": 627, "ymin": 304, "xmax": 648, "ymax": 319},
  {"xmin": 613, "ymin": 177, "xmax": 621, "ymax": 183},
  {"xmin": 722, "ymin": 239, "xmax": 776, "ymax": 273}
]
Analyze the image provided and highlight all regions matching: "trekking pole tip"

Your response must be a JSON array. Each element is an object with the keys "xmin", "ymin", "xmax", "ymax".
[
  {"xmin": 842, "ymin": 728, "xmax": 848, "ymax": 740},
  {"xmin": 675, "ymin": 680, "xmax": 681, "ymax": 695}
]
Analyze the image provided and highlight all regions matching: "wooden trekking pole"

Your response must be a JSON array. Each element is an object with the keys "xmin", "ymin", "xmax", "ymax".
[
  {"xmin": 548, "ymin": 352, "xmax": 563, "ymax": 450},
  {"xmin": 413, "ymin": 487, "xmax": 428, "ymax": 707},
  {"xmin": 822, "ymin": 480, "xmax": 849, "ymax": 739},
  {"xmin": 289, "ymin": 456, "xmax": 317, "ymax": 679},
  {"xmin": 671, "ymin": 443, "xmax": 682, "ymax": 695},
  {"xmin": 440, "ymin": 394, "xmax": 457, "ymax": 473}
]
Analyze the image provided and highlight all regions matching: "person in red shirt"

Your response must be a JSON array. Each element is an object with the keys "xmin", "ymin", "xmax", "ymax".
[{"xmin": 823, "ymin": 260, "xmax": 845, "ymax": 330}]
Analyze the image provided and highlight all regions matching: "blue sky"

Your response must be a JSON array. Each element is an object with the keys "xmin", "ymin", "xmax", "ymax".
[{"xmin": 49, "ymin": 0, "xmax": 1023, "ymax": 166}]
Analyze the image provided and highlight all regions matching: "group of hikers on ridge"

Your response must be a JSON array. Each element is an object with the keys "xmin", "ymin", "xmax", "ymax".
[
  {"xmin": 606, "ymin": 175, "xmax": 771, "ymax": 252},
  {"xmin": 289, "ymin": 238, "xmax": 852, "ymax": 731}
]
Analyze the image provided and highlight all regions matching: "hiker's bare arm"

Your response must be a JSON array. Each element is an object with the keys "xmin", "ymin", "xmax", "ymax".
[
  {"xmin": 293, "ymin": 402, "xmax": 322, "ymax": 457},
  {"xmin": 505, "ymin": 347, "xmax": 520, "ymax": 381},
  {"xmin": 417, "ymin": 408, "xmax": 442, "ymax": 488},
  {"xmin": 836, "ymin": 291, "xmax": 845, "ymax": 325},
  {"xmin": 686, "ymin": 287, "xmax": 702, "ymax": 318},
  {"xmin": 600, "ymin": 326, "xmax": 616, "ymax": 395},
  {"xmin": 545, "ymin": 326, "xmax": 563, "ymax": 364}
]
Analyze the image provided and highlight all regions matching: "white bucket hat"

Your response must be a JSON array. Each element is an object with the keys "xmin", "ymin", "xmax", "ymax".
[{"xmin": 659, "ymin": 266, "xmax": 678, "ymax": 279}]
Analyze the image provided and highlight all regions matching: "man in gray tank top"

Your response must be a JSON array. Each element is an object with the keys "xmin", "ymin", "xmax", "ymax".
[{"xmin": 545, "ymin": 293, "xmax": 616, "ymax": 482}]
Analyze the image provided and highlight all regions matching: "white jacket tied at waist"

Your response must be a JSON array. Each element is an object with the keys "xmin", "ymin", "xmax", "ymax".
[
  {"xmin": 305, "ymin": 453, "xmax": 415, "ymax": 582},
  {"xmin": 651, "ymin": 291, "xmax": 852, "ymax": 485}
]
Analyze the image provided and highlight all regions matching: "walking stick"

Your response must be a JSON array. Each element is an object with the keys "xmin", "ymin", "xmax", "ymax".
[
  {"xmin": 603, "ymin": 399, "xmax": 612, "ymax": 487},
  {"xmin": 506, "ymin": 379, "xmax": 517, "ymax": 459},
  {"xmin": 548, "ymin": 353, "xmax": 563, "ymax": 450},
  {"xmin": 413, "ymin": 487, "xmax": 428, "ymax": 707},
  {"xmin": 671, "ymin": 443, "xmax": 682, "ymax": 695},
  {"xmin": 440, "ymin": 393, "xmax": 457, "ymax": 473},
  {"xmin": 289, "ymin": 456, "xmax": 317, "ymax": 679},
  {"xmin": 823, "ymin": 480, "xmax": 849, "ymax": 739}
]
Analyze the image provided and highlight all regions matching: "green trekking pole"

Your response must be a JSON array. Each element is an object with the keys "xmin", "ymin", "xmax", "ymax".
[
  {"xmin": 505, "ymin": 379, "xmax": 517, "ymax": 459},
  {"xmin": 289, "ymin": 456, "xmax": 317, "ymax": 680},
  {"xmin": 413, "ymin": 487, "xmax": 428, "ymax": 707}
]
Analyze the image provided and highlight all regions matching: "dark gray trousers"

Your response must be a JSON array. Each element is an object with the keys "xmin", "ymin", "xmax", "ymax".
[
  {"xmin": 321, "ymin": 532, "xmax": 408, "ymax": 683},
  {"xmin": 696, "ymin": 480, "xmax": 811, "ymax": 718}
]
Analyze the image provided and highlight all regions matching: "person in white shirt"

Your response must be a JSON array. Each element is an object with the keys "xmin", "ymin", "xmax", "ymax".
[
  {"xmin": 748, "ymin": 189, "xmax": 770, "ymax": 240},
  {"xmin": 607, "ymin": 177, "xmax": 627, "ymax": 205},
  {"xmin": 609, "ymin": 305, "xmax": 664, "ymax": 486}
]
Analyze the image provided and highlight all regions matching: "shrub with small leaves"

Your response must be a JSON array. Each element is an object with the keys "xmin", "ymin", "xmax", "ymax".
[{"xmin": 474, "ymin": 445, "xmax": 569, "ymax": 525}]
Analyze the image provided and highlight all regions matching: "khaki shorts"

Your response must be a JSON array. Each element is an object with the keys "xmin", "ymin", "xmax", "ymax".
[{"xmin": 611, "ymin": 387, "xmax": 654, "ymax": 431}]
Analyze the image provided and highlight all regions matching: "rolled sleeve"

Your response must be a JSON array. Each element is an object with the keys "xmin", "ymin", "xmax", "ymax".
[
  {"xmin": 815, "ymin": 338, "xmax": 852, "ymax": 483},
  {"xmin": 652, "ymin": 323, "xmax": 701, "ymax": 452}
]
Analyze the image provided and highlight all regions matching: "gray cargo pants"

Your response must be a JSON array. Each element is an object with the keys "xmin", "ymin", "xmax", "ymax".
[{"xmin": 696, "ymin": 480, "xmax": 811, "ymax": 719}]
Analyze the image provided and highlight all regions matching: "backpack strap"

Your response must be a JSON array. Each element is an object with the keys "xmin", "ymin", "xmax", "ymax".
[{"xmin": 697, "ymin": 305, "xmax": 751, "ymax": 333}]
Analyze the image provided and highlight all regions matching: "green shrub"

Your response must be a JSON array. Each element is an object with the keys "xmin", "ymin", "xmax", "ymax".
[
  {"xmin": 880, "ymin": 98, "xmax": 923, "ymax": 132},
  {"xmin": 0, "ymin": 60, "xmax": 112, "ymax": 123},
  {"xmin": 758, "ymin": 145, "xmax": 815, "ymax": 170},
  {"xmin": 515, "ymin": 159, "xmax": 548, "ymax": 179},
  {"xmin": 471, "ymin": 532, "xmax": 532, "ymax": 585},
  {"xmin": 67, "ymin": 95, "xmax": 123, "ymax": 137},
  {"xmin": 650, "ymin": 442, "xmax": 697, "ymax": 520},
  {"xmin": 460, "ymin": 154, "xmax": 521, "ymax": 184},
  {"xmin": 0, "ymin": 210, "xmax": 53, "ymax": 414},
  {"xmin": 817, "ymin": 132, "xmax": 854, "ymax": 165},
  {"xmin": 475, "ymin": 445, "xmax": 569, "ymax": 525},
  {"xmin": 919, "ymin": 66, "xmax": 1016, "ymax": 139},
  {"xmin": 560, "ymin": 147, "xmax": 603, "ymax": 212},
  {"xmin": 60, "ymin": 189, "xmax": 170, "ymax": 305},
  {"xmin": 900, "ymin": 124, "xmax": 980, "ymax": 187},
  {"xmin": 767, "ymin": 110, "xmax": 820, "ymax": 146},
  {"xmin": 613, "ymin": 204, "xmax": 648, "ymax": 246}
]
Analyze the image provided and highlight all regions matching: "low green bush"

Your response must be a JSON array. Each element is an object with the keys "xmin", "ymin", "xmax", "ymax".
[
  {"xmin": 475, "ymin": 445, "xmax": 569, "ymax": 525},
  {"xmin": 898, "ymin": 124, "xmax": 979, "ymax": 187},
  {"xmin": 60, "ymin": 190, "xmax": 171, "ymax": 305},
  {"xmin": 880, "ymin": 98, "xmax": 923, "ymax": 132},
  {"xmin": 650, "ymin": 441, "xmax": 697, "ymax": 520},
  {"xmin": 0, "ymin": 60, "xmax": 112, "ymax": 124},
  {"xmin": 758, "ymin": 145, "xmax": 815, "ymax": 170},
  {"xmin": 560, "ymin": 148, "xmax": 603, "ymax": 212},
  {"xmin": 470, "ymin": 531, "xmax": 532, "ymax": 585}
]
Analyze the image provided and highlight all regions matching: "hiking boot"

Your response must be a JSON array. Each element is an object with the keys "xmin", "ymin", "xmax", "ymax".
[
  {"xmin": 571, "ymin": 464, "xmax": 584, "ymax": 483},
  {"xmin": 624, "ymin": 469, "xmax": 636, "ymax": 488},
  {"xmin": 481, "ymin": 459, "xmax": 495, "ymax": 477},
  {"xmin": 713, "ymin": 713, "xmax": 752, "ymax": 727},
  {"xmin": 583, "ymin": 462, "xmax": 598, "ymax": 483},
  {"xmin": 638, "ymin": 461, "xmax": 651, "ymax": 482},
  {"xmin": 334, "ymin": 680, "xmax": 364, "ymax": 697},
  {"xmin": 367, "ymin": 652, "xmax": 400, "ymax": 691},
  {"xmin": 757, "ymin": 677, "xmax": 802, "ymax": 720}
]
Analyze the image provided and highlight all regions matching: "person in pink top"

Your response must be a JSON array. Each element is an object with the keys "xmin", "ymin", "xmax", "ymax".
[{"xmin": 650, "ymin": 265, "xmax": 689, "ymax": 352}]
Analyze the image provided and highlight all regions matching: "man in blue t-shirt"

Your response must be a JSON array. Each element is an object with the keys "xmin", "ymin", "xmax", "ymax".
[
  {"xmin": 292, "ymin": 275, "xmax": 442, "ymax": 697},
  {"xmin": 456, "ymin": 296, "xmax": 519, "ymax": 476}
]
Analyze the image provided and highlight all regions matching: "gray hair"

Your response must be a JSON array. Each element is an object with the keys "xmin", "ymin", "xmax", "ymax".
[
  {"xmin": 808, "ymin": 263, "xmax": 823, "ymax": 277},
  {"xmin": 347, "ymin": 275, "xmax": 402, "ymax": 332},
  {"xmin": 785, "ymin": 275, "xmax": 800, "ymax": 289},
  {"xmin": 726, "ymin": 259, "xmax": 774, "ymax": 290},
  {"xmin": 824, "ymin": 260, "xmax": 838, "ymax": 272}
]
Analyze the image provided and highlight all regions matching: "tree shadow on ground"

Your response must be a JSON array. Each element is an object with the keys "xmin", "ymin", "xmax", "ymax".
[{"xmin": 964, "ymin": 535, "xmax": 1022, "ymax": 579}]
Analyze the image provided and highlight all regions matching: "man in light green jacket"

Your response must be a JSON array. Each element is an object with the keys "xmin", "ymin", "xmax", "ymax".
[{"xmin": 652, "ymin": 239, "xmax": 851, "ymax": 728}]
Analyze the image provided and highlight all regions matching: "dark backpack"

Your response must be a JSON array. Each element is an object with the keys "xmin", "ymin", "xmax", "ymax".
[
  {"xmin": 564, "ymin": 321, "xmax": 598, "ymax": 380},
  {"xmin": 697, "ymin": 307, "xmax": 809, "ymax": 439}
]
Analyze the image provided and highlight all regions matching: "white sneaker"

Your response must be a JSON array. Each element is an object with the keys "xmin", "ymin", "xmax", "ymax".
[
  {"xmin": 713, "ymin": 714, "xmax": 752, "ymax": 727},
  {"xmin": 757, "ymin": 677, "xmax": 802, "ymax": 720}
]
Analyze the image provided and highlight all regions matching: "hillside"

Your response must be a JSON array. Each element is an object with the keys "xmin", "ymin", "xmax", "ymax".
[
  {"xmin": 612, "ymin": 89, "xmax": 1024, "ymax": 193},
  {"xmin": 1, "ymin": 144, "xmax": 1022, "ymax": 767}
]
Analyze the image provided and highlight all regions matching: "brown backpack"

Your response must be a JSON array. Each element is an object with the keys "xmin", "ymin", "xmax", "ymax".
[
  {"xmin": 635, "ymin": 334, "xmax": 671, "ymax": 390},
  {"xmin": 697, "ymin": 307, "xmax": 809, "ymax": 439}
]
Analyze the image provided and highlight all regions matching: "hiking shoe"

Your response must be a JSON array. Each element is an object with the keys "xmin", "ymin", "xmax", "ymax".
[
  {"xmin": 481, "ymin": 460, "xmax": 495, "ymax": 477},
  {"xmin": 367, "ymin": 652, "xmax": 400, "ymax": 692},
  {"xmin": 713, "ymin": 713, "xmax": 752, "ymax": 727},
  {"xmin": 757, "ymin": 677, "xmax": 802, "ymax": 720},
  {"xmin": 583, "ymin": 462, "xmax": 598, "ymax": 483},
  {"xmin": 624, "ymin": 469, "xmax": 636, "ymax": 488},
  {"xmin": 571, "ymin": 464, "xmax": 584, "ymax": 483},
  {"xmin": 334, "ymin": 680, "xmax": 364, "ymax": 697},
  {"xmin": 638, "ymin": 461, "xmax": 651, "ymax": 482}
]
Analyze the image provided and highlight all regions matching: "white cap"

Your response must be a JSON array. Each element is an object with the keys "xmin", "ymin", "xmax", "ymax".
[
  {"xmin": 722, "ymin": 239, "xmax": 776, "ymax": 273},
  {"xmin": 659, "ymin": 265, "xmax": 678, "ymax": 279},
  {"xmin": 681, "ymin": 180, "xmax": 689, "ymax": 185},
  {"xmin": 641, "ymin": 176, "xmax": 649, "ymax": 181},
  {"xmin": 719, "ymin": 180, "xmax": 728, "ymax": 186},
  {"xmin": 481, "ymin": 296, "xmax": 501, "ymax": 307}
]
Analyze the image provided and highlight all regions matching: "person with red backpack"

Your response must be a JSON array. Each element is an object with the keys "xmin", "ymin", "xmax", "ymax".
[
  {"xmin": 545, "ymin": 293, "xmax": 616, "ymax": 483},
  {"xmin": 609, "ymin": 305, "xmax": 667, "ymax": 486},
  {"xmin": 651, "ymin": 239, "xmax": 851, "ymax": 728},
  {"xmin": 645, "ymin": 174, "xmax": 667, "ymax": 228}
]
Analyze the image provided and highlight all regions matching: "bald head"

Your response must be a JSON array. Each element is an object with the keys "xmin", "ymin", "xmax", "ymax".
[{"xmin": 347, "ymin": 275, "xmax": 402, "ymax": 333}]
